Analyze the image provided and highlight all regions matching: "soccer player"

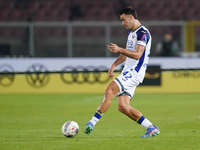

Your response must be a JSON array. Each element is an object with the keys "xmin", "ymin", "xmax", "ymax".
[{"xmin": 85, "ymin": 6, "xmax": 160, "ymax": 138}]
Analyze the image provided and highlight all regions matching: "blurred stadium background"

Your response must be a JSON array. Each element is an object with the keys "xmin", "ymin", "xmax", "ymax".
[
  {"xmin": 0, "ymin": 0, "xmax": 200, "ymax": 57},
  {"xmin": 0, "ymin": 0, "xmax": 200, "ymax": 94},
  {"xmin": 0, "ymin": 2, "xmax": 199, "ymax": 149}
]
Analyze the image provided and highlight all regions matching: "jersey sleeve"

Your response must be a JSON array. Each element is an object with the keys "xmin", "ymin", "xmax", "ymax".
[{"xmin": 136, "ymin": 28, "xmax": 150, "ymax": 47}]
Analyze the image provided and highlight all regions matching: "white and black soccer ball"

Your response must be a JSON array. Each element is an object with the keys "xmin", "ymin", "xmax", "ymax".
[{"xmin": 61, "ymin": 121, "xmax": 79, "ymax": 138}]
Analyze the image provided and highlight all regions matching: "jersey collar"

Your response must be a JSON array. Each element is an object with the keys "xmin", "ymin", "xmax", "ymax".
[{"xmin": 131, "ymin": 25, "xmax": 142, "ymax": 33}]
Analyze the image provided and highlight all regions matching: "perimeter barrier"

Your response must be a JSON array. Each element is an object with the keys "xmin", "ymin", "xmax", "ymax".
[{"xmin": 0, "ymin": 65, "xmax": 200, "ymax": 94}]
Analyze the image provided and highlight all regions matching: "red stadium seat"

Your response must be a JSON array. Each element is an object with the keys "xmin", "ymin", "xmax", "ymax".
[
  {"xmin": 58, "ymin": 9, "xmax": 70, "ymax": 21},
  {"xmin": 34, "ymin": 28, "xmax": 51, "ymax": 37},
  {"xmin": 73, "ymin": 27, "xmax": 89, "ymax": 37},
  {"xmin": 46, "ymin": 9, "xmax": 60, "ymax": 21},
  {"xmin": 26, "ymin": 1, "xmax": 40, "ymax": 14},
  {"xmin": 89, "ymin": 27, "xmax": 104, "ymax": 37},
  {"xmin": 0, "ymin": 1, "xmax": 13, "ymax": 10},
  {"xmin": 51, "ymin": 28, "xmax": 66, "ymax": 37},
  {"xmin": 39, "ymin": 1, "xmax": 53, "ymax": 11},
  {"xmin": 33, "ymin": 10, "xmax": 47, "ymax": 21},
  {"xmin": 0, "ymin": 0, "xmax": 200, "ymax": 21},
  {"xmin": 0, "ymin": 28, "xmax": 13, "ymax": 38},
  {"xmin": 12, "ymin": 28, "xmax": 26, "ymax": 38},
  {"xmin": 0, "ymin": 10, "xmax": 9, "ymax": 21},
  {"xmin": 7, "ymin": 10, "xmax": 21, "ymax": 21}
]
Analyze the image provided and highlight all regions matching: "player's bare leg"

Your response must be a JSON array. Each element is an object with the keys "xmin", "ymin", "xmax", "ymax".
[
  {"xmin": 117, "ymin": 95, "xmax": 160, "ymax": 138},
  {"xmin": 117, "ymin": 95, "xmax": 142, "ymax": 121},
  {"xmin": 85, "ymin": 81, "xmax": 160, "ymax": 137},
  {"xmin": 85, "ymin": 81, "xmax": 119, "ymax": 134},
  {"xmin": 97, "ymin": 81, "xmax": 119, "ymax": 113}
]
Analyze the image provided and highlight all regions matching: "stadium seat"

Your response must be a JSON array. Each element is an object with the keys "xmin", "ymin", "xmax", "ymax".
[
  {"xmin": 59, "ymin": 9, "xmax": 70, "ymax": 21},
  {"xmin": 19, "ymin": 12, "xmax": 29, "ymax": 21},
  {"xmin": 39, "ymin": 1, "xmax": 53, "ymax": 11},
  {"xmin": 33, "ymin": 10, "xmax": 47, "ymax": 21},
  {"xmin": 34, "ymin": 28, "xmax": 51, "ymax": 37},
  {"xmin": 12, "ymin": 28, "xmax": 26, "ymax": 38},
  {"xmin": 111, "ymin": 27, "xmax": 127, "ymax": 37},
  {"xmin": 73, "ymin": 27, "xmax": 89, "ymax": 37},
  {"xmin": 0, "ymin": 1, "xmax": 13, "ymax": 11},
  {"xmin": 89, "ymin": 27, "xmax": 105, "ymax": 37},
  {"xmin": 26, "ymin": 1, "xmax": 39, "ymax": 14},
  {"xmin": 46, "ymin": 9, "xmax": 60, "ymax": 21},
  {"xmin": 0, "ymin": 28, "xmax": 13, "ymax": 38},
  {"xmin": 0, "ymin": 0, "xmax": 200, "ymax": 21},
  {"xmin": 51, "ymin": 28, "xmax": 66, "ymax": 37},
  {"xmin": 0, "ymin": 10, "xmax": 9, "ymax": 21},
  {"xmin": 7, "ymin": 10, "xmax": 21, "ymax": 21}
]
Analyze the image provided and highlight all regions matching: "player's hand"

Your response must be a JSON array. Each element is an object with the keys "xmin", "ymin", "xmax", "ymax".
[
  {"xmin": 107, "ymin": 43, "xmax": 121, "ymax": 53},
  {"xmin": 108, "ymin": 66, "xmax": 115, "ymax": 79}
]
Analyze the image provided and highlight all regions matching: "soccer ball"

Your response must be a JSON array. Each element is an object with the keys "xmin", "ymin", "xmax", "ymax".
[{"xmin": 61, "ymin": 121, "xmax": 79, "ymax": 138}]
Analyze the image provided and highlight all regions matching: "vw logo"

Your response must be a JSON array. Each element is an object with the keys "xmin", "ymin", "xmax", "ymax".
[
  {"xmin": 0, "ymin": 64, "xmax": 15, "ymax": 87},
  {"xmin": 26, "ymin": 63, "xmax": 50, "ymax": 88},
  {"xmin": 61, "ymin": 66, "xmax": 110, "ymax": 84}
]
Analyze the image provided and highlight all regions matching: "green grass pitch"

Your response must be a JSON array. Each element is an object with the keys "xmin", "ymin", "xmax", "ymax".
[{"xmin": 0, "ymin": 93, "xmax": 200, "ymax": 150}]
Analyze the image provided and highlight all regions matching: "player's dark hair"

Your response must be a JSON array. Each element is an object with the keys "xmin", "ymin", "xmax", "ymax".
[{"xmin": 119, "ymin": 6, "xmax": 138, "ymax": 20}]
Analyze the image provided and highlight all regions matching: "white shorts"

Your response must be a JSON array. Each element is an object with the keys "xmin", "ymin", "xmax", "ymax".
[{"xmin": 114, "ymin": 69, "xmax": 140, "ymax": 99}]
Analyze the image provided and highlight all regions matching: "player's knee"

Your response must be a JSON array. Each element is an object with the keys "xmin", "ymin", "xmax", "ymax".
[
  {"xmin": 104, "ymin": 87, "xmax": 114, "ymax": 98},
  {"xmin": 118, "ymin": 103, "xmax": 128, "ymax": 114}
]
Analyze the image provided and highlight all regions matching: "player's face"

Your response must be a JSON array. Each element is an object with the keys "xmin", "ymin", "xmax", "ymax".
[{"xmin": 120, "ymin": 14, "xmax": 132, "ymax": 29}]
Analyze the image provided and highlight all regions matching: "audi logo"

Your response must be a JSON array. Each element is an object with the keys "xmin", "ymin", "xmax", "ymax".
[{"xmin": 60, "ymin": 66, "xmax": 110, "ymax": 84}]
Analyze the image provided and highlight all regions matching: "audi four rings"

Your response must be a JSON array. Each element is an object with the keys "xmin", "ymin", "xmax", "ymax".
[
  {"xmin": 0, "ymin": 64, "xmax": 112, "ymax": 88},
  {"xmin": 61, "ymin": 65, "xmax": 110, "ymax": 84}
]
